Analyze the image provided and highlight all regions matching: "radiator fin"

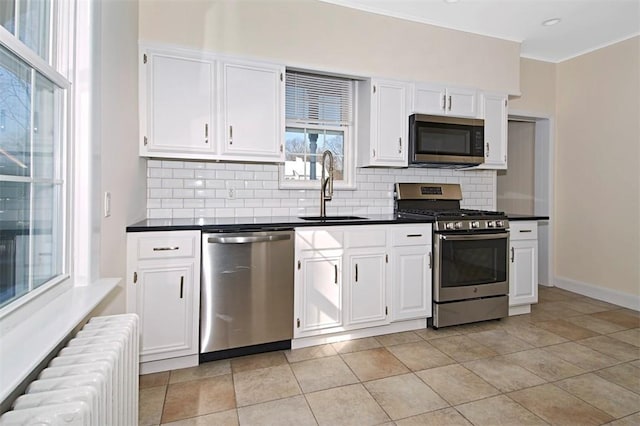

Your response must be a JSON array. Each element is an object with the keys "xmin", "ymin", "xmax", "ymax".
[{"xmin": 0, "ymin": 314, "xmax": 139, "ymax": 426}]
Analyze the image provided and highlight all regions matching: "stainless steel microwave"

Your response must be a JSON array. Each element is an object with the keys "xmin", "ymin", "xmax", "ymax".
[{"xmin": 408, "ymin": 114, "xmax": 485, "ymax": 167}]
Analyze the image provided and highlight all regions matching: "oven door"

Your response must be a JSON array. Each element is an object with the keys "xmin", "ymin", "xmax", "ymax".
[{"xmin": 434, "ymin": 232, "xmax": 509, "ymax": 302}]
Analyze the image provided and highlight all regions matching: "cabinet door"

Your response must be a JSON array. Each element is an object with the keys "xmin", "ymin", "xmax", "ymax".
[
  {"xmin": 296, "ymin": 253, "xmax": 342, "ymax": 335},
  {"xmin": 391, "ymin": 245, "xmax": 432, "ymax": 321},
  {"xmin": 446, "ymin": 87, "xmax": 478, "ymax": 118},
  {"xmin": 477, "ymin": 93, "xmax": 508, "ymax": 169},
  {"xmin": 220, "ymin": 61, "xmax": 284, "ymax": 161},
  {"xmin": 509, "ymin": 240, "xmax": 538, "ymax": 306},
  {"xmin": 136, "ymin": 263, "xmax": 197, "ymax": 360},
  {"xmin": 143, "ymin": 52, "xmax": 213, "ymax": 154},
  {"xmin": 346, "ymin": 252, "xmax": 387, "ymax": 326},
  {"xmin": 413, "ymin": 83, "xmax": 446, "ymax": 115},
  {"xmin": 371, "ymin": 81, "xmax": 409, "ymax": 166}
]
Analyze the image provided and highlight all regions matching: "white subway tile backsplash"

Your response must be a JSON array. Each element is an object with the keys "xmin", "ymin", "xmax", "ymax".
[{"xmin": 146, "ymin": 159, "xmax": 497, "ymax": 218}]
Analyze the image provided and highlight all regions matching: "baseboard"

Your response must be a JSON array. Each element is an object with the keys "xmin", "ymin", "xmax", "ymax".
[
  {"xmin": 554, "ymin": 276, "xmax": 640, "ymax": 311},
  {"xmin": 292, "ymin": 319, "xmax": 427, "ymax": 349},
  {"xmin": 140, "ymin": 354, "xmax": 198, "ymax": 374}
]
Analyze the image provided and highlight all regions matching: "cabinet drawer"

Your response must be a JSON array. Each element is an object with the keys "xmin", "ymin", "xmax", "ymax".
[
  {"xmin": 509, "ymin": 222, "xmax": 538, "ymax": 241},
  {"xmin": 344, "ymin": 228, "xmax": 386, "ymax": 248},
  {"xmin": 136, "ymin": 232, "xmax": 198, "ymax": 259},
  {"xmin": 296, "ymin": 229, "xmax": 343, "ymax": 251},
  {"xmin": 391, "ymin": 225, "xmax": 432, "ymax": 246}
]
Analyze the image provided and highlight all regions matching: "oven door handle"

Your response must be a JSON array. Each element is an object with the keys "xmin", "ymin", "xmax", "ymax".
[{"xmin": 439, "ymin": 232, "xmax": 509, "ymax": 241}]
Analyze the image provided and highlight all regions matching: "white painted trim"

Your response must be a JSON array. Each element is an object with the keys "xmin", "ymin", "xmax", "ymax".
[
  {"xmin": 554, "ymin": 276, "xmax": 640, "ymax": 311},
  {"xmin": 291, "ymin": 318, "xmax": 427, "ymax": 349},
  {"xmin": 509, "ymin": 304, "xmax": 531, "ymax": 316},
  {"xmin": 0, "ymin": 278, "xmax": 119, "ymax": 403},
  {"xmin": 140, "ymin": 355, "xmax": 199, "ymax": 375},
  {"xmin": 507, "ymin": 109, "xmax": 555, "ymax": 288}
]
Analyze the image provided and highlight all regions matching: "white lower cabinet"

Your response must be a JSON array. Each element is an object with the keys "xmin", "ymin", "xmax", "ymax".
[
  {"xmin": 297, "ymin": 251, "xmax": 343, "ymax": 334},
  {"xmin": 345, "ymin": 227, "xmax": 388, "ymax": 327},
  {"xmin": 126, "ymin": 231, "xmax": 201, "ymax": 372},
  {"xmin": 390, "ymin": 225, "xmax": 432, "ymax": 321},
  {"xmin": 294, "ymin": 224, "xmax": 432, "ymax": 341},
  {"xmin": 509, "ymin": 221, "xmax": 538, "ymax": 308}
]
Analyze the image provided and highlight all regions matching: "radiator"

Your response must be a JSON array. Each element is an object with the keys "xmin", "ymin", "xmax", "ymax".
[{"xmin": 0, "ymin": 314, "xmax": 139, "ymax": 426}]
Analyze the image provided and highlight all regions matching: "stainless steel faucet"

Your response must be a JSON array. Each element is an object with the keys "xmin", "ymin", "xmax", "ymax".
[{"xmin": 320, "ymin": 150, "xmax": 334, "ymax": 218}]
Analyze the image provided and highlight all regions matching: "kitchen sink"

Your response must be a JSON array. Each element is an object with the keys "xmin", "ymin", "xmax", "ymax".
[{"xmin": 299, "ymin": 215, "xmax": 366, "ymax": 221}]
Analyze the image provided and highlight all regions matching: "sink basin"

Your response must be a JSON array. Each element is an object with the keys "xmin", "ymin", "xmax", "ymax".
[{"xmin": 299, "ymin": 216, "xmax": 365, "ymax": 221}]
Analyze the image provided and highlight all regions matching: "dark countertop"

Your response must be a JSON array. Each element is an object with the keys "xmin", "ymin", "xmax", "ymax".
[
  {"xmin": 127, "ymin": 213, "xmax": 549, "ymax": 233},
  {"xmin": 506, "ymin": 214, "xmax": 550, "ymax": 221},
  {"xmin": 126, "ymin": 214, "xmax": 434, "ymax": 233}
]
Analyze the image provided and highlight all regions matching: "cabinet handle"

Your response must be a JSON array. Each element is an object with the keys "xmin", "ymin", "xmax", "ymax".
[
  {"xmin": 179, "ymin": 276, "xmax": 184, "ymax": 299},
  {"xmin": 204, "ymin": 123, "xmax": 208, "ymax": 143},
  {"xmin": 373, "ymin": 85, "xmax": 376, "ymax": 94},
  {"xmin": 398, "ymin": 137, "xmax": 402, "ymax": 153},
  {"xmin": 153, "ymin": 246, "xmax": 179, "ymax": 251},
  {"xmin": 448, "ymin": 95, "xmax": 452, "ymax": 111},
  {"xmin": 229, "ymin": 125, "xmax": 233, "ymax": 144},
  {"xmin": 428, "ymin": 252, "xmax": 432, "ymax": 269},
  {"xmin": 519, "ymin": 229, "xmax": 533, "ymax": 233},
  {"xmin": 442, "ymin": 94, "xmax": 446, "ymax": 110},
  {"xmin": 355, "ymin": 264, "xmax": 358, "ymax": 282},
  {"xmin": 511, "ymin": 247, "xmax": 515, "ymax": 263},
  {"xmin": 372, "ymin": 149, "xmax": 376, "ymax": 158},
  {"xmin": 334, "ymin": 264, "xmax": 338, "ymax": 284},
  {"xmin": 133, "ymin": 271, "xmax": 137, "ymax": 284},
  {"xmin": 406, "ymin": 234, "xmax": 422, "ymax": 238},
  {"xmin": 485, "ymin": 142, "xmax": 490, "ymax": 158}
]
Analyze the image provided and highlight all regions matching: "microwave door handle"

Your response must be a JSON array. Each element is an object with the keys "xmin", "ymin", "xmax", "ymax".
[{"xmin": 440, "ymin": 232, "xmax": 509, "ymax": 241}]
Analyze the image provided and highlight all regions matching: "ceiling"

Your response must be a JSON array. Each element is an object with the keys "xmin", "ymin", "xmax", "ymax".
[{"xmin": 319, "ymin": 0, "xmax": 640, "ymax": 63}]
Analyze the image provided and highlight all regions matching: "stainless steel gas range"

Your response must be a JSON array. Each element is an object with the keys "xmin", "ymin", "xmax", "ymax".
[{"xmin": 395, "ymin": 183, "xmax": 509, "ymax": 328}]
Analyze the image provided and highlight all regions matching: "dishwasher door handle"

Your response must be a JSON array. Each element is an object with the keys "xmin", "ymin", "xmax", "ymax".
[{"xmin": 207, "ymin": 234, "xmax": 291, "ymax": 244}]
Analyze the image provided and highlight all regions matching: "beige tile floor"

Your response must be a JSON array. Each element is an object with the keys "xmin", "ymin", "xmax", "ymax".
[{"xmin": 139, "ymin": 287, "xmax": 640, "ymax": 425}]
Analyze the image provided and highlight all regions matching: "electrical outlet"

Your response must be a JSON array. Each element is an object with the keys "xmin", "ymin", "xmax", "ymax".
[
  {"xmin": 227, "ymin": 188, "xmax": 235, "ymax": 199},
  {"xmin": 104, "ymin": 191, "xmax": 111, "ymax": 217}
]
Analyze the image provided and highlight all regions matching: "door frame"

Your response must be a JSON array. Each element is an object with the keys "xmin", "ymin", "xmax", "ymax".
[{"xmin": 506, "ymin": 110, "xmax": 554, "ymax": 287}]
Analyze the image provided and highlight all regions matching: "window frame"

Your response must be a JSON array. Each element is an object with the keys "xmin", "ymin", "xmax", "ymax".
[
  {"xmin": 0, "ymin": 5, "xmax": 71, "ymax": 315},
  {"xmin": 279, "ymin": 70, "xmax": 358, "ymax": 190}
]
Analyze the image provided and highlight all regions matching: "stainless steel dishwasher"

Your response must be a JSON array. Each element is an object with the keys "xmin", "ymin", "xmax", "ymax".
[{"xmin": 200, "ymin": 230, "xmax": 294, "ymax": 360}]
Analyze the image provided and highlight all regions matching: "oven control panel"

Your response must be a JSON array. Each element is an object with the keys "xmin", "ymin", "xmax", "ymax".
[{"xmin": 437, "ymin": 219, "xmax": 509, "ymax": 232}]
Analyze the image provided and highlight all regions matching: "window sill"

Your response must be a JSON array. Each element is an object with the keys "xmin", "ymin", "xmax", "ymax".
[{"xmin": 0, "ymin": 277, "xmax": 119, "ymax": 404}]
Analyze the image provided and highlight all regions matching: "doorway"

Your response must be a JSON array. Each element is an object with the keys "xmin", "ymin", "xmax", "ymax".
[{"xmin": 498, "ymin": 113, "xmax": 553, "ymax": 287}]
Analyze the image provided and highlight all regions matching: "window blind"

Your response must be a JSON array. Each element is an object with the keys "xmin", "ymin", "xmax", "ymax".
[{"xmin": 285, "ymin": 71, "xmax": 353, "ymax": 126}]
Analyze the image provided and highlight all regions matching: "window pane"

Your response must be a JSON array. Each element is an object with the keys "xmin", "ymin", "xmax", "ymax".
[
  {"xmin": 32, "ymin": 182, "xmax": 61, "ymax": 288},
  {"xmin": 284, "ymin": 127, "xmax": 344, "ymax": 182},
  {"xmin": 0, "ymin": 181, "xmax": 30, "ymax": 307},
  {"xmin": 33, "ymin": 72, "xmax": 57, "ymax": 179},
  {"xmin": 18, "ymin": 0, "xmax": 50, "ymax": 62},
  {"xmin": 0, "ymin": 45, "xmax": 31, "ymax": 177},
  {"xmin": 0, "ymin": 1, "xmax": 16, "ymax": 34}
]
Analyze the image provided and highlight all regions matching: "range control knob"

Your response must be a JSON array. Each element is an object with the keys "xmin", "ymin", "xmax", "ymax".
[
  {"xmin": 496, "ymin": 220, "xmax": 504, "ymax": 228},
  {"xmin": 471, "ymin": 221, "xmax": 480, "ymax": 229},
  {"xmin": 487, "ymin": 221, "xmax": 495, "ymax": 228},
  {"xmin": 445, "ymin": 222, "xmax": 454, "ymax": 230},
  {"xmin": 454, "ymin": 222, "xmax": 463, "ymax": 230}
]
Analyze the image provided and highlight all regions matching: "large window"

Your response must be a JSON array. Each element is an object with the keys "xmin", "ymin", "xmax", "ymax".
[
  {"xmin": 0, "ymin": 0, "xmax": 68, "ymax": 309},
  {"xmin": 281, "ymin": 70, "xmax": 355, "ymax": 188}
]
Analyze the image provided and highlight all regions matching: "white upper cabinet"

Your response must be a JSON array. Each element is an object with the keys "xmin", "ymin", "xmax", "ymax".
[
  {"xmin": 219, "ymin": 60, "xmax": 285, "ymax": 161},
  {"xmin": 358, "ymin": 79, "xmax": 411, "ymax": 167},
  {"xmin": 139, "ymin": 45, "xmax": 285, "ymax": 163},
  {"xmin": 413, "ymin": 83, "xmax": 478, "ymax": 118},
  {"xmin": 475, "ymin": 93, "xmax": 508, "ymax": 169},
  {"xmin": 140, "ymin": 49, "xmax": 214, "ymax": 156}
]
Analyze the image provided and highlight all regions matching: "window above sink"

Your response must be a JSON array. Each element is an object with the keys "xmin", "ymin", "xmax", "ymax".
[{"xmin": 279, "ymin": 70, "xmax": 357, "ymax": 190}]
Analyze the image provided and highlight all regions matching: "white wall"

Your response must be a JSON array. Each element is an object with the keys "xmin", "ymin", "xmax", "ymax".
[
  {"xmin": 93, "ymin": 0, "xmax": 146, "ymax": 315},
  {"xmin": 138, "ymin": 0, "xmax": 521, "ymax": 94},
  {"xmin": 555, "ymin": 37, "xmax": 640, "ymax": 302}
]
